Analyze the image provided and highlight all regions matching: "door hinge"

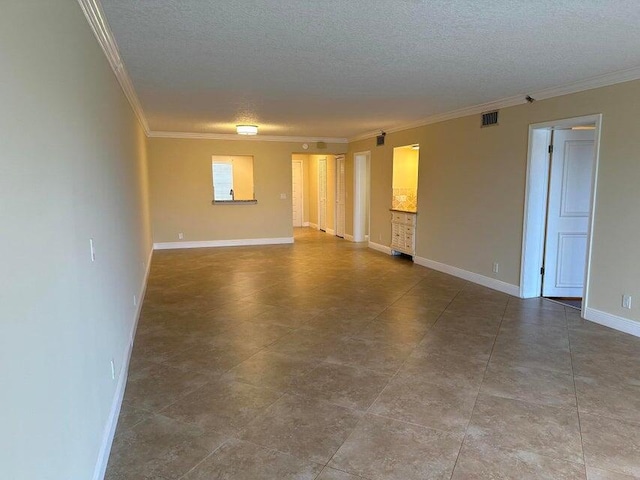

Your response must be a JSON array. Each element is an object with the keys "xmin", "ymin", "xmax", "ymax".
[
  {"xmin": 540, "ymin": 266, "xmax": 545, "ymax": 275},
  {"xmin": 548, "ymin": 145, "xmax": 554, "ymax": 154}
]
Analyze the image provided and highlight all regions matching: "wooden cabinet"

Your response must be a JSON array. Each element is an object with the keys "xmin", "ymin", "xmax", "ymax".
[{"xmin": 391, "ymin": 210, "xmax": 416, "ymax": 256}]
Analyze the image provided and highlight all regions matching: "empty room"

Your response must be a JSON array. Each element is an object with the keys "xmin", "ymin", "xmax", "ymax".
[{"xmin": 3, "ymin": 1, "xmax": 640, "ymax": 479}]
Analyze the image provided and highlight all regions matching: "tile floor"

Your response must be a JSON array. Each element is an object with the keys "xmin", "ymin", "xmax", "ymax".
[{"xmin": 106, "ymin": 229, "xmax": 640, "ymax": 480}]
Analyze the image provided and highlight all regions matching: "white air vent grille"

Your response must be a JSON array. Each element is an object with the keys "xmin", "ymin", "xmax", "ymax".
[{"xmin": 481, "ymin": 110, "xmax": 499, "ymax": 127}]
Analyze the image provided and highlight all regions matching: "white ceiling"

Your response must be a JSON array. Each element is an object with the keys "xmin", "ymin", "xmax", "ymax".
[{"xmin": 100, "ymin": 0, "xmax": 640, "ymax": 139}]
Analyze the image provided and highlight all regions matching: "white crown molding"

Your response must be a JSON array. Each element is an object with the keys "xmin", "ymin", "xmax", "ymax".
[
  {"xmin": 349, "ymin": 65, "xmax": 640, "ymax": 143},
  {"xmin": 148, "ymin": 130, "xmax": 349, "ymax": 144},
  {"xmin": 530, "ymin": 65, "xmax": 640, "ymax": 101},
  {"xmin": 153, "ymin": 237, "xmax": 294, "ymax": 250},
  {"xmin": 77, "ymin": 0, "xmax": 150, "ymax": 134},
  {"xmin": 413, "ymin": 255, "xmax": 520, "ymax": 297}
]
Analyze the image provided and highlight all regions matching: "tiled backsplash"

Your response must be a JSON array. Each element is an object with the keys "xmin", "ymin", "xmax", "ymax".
[{"xmin": 392, "ymin": 188, "xmax": 417, "ymax": 212}]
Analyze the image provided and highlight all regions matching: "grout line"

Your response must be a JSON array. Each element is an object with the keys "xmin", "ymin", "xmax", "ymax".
[
  {"xmin": 566, "ymin": 306, "xmax": 588, "ymax": 469},
  {"xmin": 447, "ymin": 290, "xmax": 509, "ymax": 479}
]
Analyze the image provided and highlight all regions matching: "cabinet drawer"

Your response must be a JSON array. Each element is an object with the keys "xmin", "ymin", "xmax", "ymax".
[
  {"xmin": 392, "ymin": 212, "xmax": 406, "ymax": 223},
  {"xmin": 405, "ymin": 225, "xmax": 414, "ymax": 235},
  {"xmin": 405, "ymin": 214, "xmax": 416, "ymax": 226}
]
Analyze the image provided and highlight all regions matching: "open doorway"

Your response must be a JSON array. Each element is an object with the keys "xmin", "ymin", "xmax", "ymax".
[{"xmin": 520, "ymin": 114, "xmax": 602, "ymax": 315}]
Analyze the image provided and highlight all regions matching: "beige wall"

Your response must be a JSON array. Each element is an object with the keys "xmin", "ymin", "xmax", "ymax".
[
  {"xmin": 348, "ymin": 79, "xmax": 640, "ymax": 323},
  {"xmin": 149, "ymin": 141, "xmax": 344, "ymax": 242},
  {"xmin": 0, "ymin": 2, "xmax": 152, "ymax": 478}
]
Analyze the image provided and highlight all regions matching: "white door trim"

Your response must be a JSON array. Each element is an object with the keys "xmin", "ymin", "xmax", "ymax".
[
  {"xmin": 292, "ymin": 159, "xmax": 303, "ymax": 227},
  {"xmin": 318, "ymin": 157, "xmax": 327, "ymax": 232},
  {"xmin": 520, "ymin": 114, "xmax": 602, "ymax": 317},
  {"xmin": 353, "ymin": 151, "xmax": 370, "ymax": 242}
]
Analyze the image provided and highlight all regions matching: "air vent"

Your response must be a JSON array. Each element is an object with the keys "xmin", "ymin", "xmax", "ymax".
[{"xmin": 481, "ymin": 110, "xmax": 499, "ymax": 127}]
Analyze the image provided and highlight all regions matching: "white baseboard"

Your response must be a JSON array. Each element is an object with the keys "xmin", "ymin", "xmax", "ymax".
[
  {"xmin": 326, "ymin": 228, "xmax": 336, "ymax": 235},
  {"xmin": 368, "ymin": 241, "xmax": 392, "ymax": 255},
  {"xmin": 153, "ymin": 237, "xmax": 294, "ymax": 250},
  {"xmin": 309, "ymin": 223, "xmax": 318, "ymax": 230},
  {"xmin": 584, "ymin": 307, "xmax": 640, "ymax": 338},
  {"xmin": 302, "ymin": 222, "xmax": 310, "ymax": 227},
  {"xmin": 92, "ymin": 247, "xmax": 153, "ymax": 480},
  {"xmin": 344, "ymin": 234, "xmax": 354, "ymax": 241},
  {"xmin": 413, "ymin": 255, "xmax": 520, "ymax": 297}
]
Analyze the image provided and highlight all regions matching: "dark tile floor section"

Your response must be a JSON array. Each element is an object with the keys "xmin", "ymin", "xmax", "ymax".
[{"xmin": 105, "ymin": 228, "xmax": 640, "ymax": 479}]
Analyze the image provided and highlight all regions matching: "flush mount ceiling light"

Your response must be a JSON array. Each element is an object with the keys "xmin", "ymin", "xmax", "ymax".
[{"xmin": 236, "ymin": 124, "xmax": 258, "ymax": 135}]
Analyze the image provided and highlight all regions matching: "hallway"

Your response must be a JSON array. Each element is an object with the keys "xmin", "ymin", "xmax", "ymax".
[{"xmin": 106, "ymin": 229, "xmax": 640, "ymax": 479}]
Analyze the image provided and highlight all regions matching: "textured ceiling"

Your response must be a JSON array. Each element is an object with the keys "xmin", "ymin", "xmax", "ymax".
[{"xmin": 101, "ymin": 0, "xmax": 640, "ymax": 138}]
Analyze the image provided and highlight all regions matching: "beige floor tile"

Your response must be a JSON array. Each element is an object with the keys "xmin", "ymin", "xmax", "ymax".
[
  {"xmin": 351, "ymin": 317, "xmax": 431, "ymax": 346},
  {"xmin": 414, "ymin": 328, "xmax": 496, "ymax": 360},
  {"xmin": 481, "ymin": 363, "xmax": 577, "ymax": 407},
  {"xmin": 587, "ymin": 467, "xmax": 640, "ymax": 479},
  {"xmin": 317, "ymin": 467, "xmax": 369, "ymax": 479},
  {"xmin": 369, "ymin": 373, "xmax": 478, "ymax": 433},
  {"xmin": 497, "ymin": 321, "xmax": 570, "ymax": 349},
  {"xmin": 223, "ymin": 350, "xmax": 318, "ymax": 391},
  {"xmin": 490, "ymin": 336, "xmax": 573, "ymax": 374},
  {"xmin": 402, "ymin": 351, "xmax": 489, "ymax": 390},
  {"xmin": 181, "ymin": 439, "xmax": 323, "ymax": 480},
  {"xmin": 105, "ymin": 414, "xmax": 226, "ymax": 480},
  {"xmin": 105, "ymin": 229, "xmax": 640, "ymax": 479},
  {"xmin": 329, "ymin": 414, "xmax": 462, "ymax": 480},
  {"xmin": 325, "ymin": 337, "xmax": 414, "ymax": 375},
  {"xmin": 432, "ymin": 311, "xmax": 502, "ymax": 336},
  {"xmin": 289, "ymin": 362, "xmax": 391, "ymax": 410},
  {"xmin": 160, "ymin": 379, "xmax": 282, "ymax": 435},
  {"xmin": 239, "ymin": 394, "xmax": 362, "ymax": 464},
  {"xmin": 581, "ymin": 413, "xmax": 640, "ymax": 477},
  {"xmin": 124, "ymin": 363, "xmax": 211, "ymax": 412},
  {"xmin": 575, "ymin": 376, "xmax": 640, "ymax": 425},
  {"xmin": 466, "ymin": 394, "xmax": 583, "ymax": 464},
  {"xmin": 451, "ymin": 441, "xmax": 586, "ymax": 479}
]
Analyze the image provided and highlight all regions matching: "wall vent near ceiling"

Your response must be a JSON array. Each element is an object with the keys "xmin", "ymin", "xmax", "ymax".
[{"xmin": 481, "ymin": 110, "xmax": 499, "ymax": 127}]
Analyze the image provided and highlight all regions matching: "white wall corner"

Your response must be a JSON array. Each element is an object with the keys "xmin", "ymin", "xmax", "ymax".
[
  {"xmin": 583, "ymin": 307, "xmax": 640, "ymax": 338},
  {"xmin": 92, "ymin": 247, "xmax": 153, "ymax": 480},
  {"xmin": 368, "ymin": 241, "xmax": 392, "ymax": 255},
  {"xmin": 153, "ymin": 237, "xmax": 294, "ymax": 250},
  {"xmin": 413, "ymin": 256, "xmax": 520, "ymax": 297}
]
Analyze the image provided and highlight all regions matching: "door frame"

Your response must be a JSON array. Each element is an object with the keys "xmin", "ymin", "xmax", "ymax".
[
  {"xmin": 353, "ymin": 151, "xmax": 371, "ymax": 242},
  {"xmin": 317, "ymin": 157, "xmax": 327, "ymax": 232},
  {"xmin": 335, "ymin": 155, "xmax": 346, "ymax": 238},
  {"xmin": 292, "ymin": 159, "xmax": 303, "ymax": 227},
  {"xmin": 519, "ymin": 114, "xmax": 602, "ymax": 315}
]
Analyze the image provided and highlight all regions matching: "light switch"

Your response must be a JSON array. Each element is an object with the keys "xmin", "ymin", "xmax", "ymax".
[{"xmin": 280, "ymin": 193, "xmax": 287, "ymax": 199}]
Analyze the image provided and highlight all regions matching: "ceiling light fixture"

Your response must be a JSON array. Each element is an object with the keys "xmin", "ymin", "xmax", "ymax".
[
  {"xmin": 236, "ymin": 125, "xmax": 258, "ymax": 135},
  {"xmin": 411, "ymin": 144, "xmax": 420, "ymax": 150}
]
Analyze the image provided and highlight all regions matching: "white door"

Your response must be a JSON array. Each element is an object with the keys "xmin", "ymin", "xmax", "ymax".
[
  {"xmin": 336, "ymin": 156, "xmax": 345, "ymax": 238},
  {"xmin": 318, "ymin": 158, "xmax": 327, "ymax": 231},
  {"xmin": 543, "ymin": 129, "xmax": 595, "ymax": 297},
  {"xmin": 292, "ymin": 160, "xmax": 303, "ymax": 227},
  {"xmin": 353, "ymin": 152, "xmax": 370, "ymax": 242}
]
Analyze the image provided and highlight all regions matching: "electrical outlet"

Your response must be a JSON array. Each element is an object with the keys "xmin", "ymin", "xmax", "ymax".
[
  {"xmin": 492, "ymin": 262, "xmax": 499, "ymax": 274},
  {"xmin": 280, "ymin": 193, "xmax": 287, "ymax": 199},
  {"xmin": 622, "ymin": 294, "xmax": 632, "ymax": 309},
  {"xmin": 110, "ymin": 359, "xmax": 115, "ymax": 380},
  {"xmin": 89, "ymin": 238, "xmax": 96, "ymax": 262},
  {"xmin": 178, "ymin": 232, "xmax": 184, "ymax": 240}
]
